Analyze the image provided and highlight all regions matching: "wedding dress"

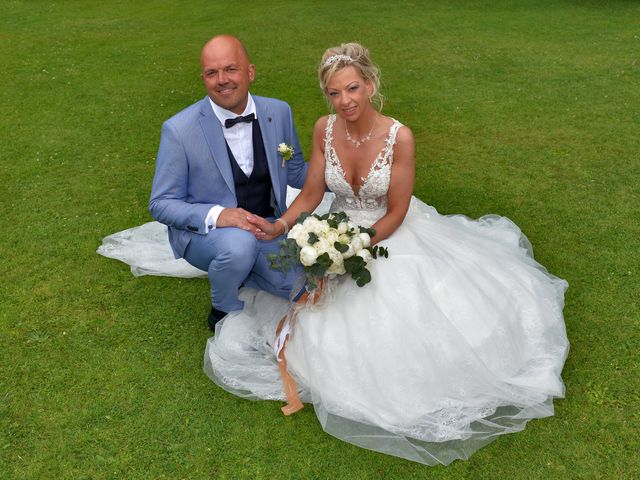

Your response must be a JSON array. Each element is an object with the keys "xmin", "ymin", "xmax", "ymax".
[{"xmin": 202, "ymin": 115, "xmax": 569, "ymax": 465}]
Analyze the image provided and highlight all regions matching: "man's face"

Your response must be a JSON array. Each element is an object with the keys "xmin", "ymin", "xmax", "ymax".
[{"xmin": 201, "ymin": 39, "xmax": 255, "ymax": 114}]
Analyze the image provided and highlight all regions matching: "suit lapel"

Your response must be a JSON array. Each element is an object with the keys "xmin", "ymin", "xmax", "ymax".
[
  {"xmin": 255, "ymin": 97, "xmax": 282, "ymax": 207},
  {"xmin": 198, "ymin": 97, "xmax": 236, "ymax": 196}
]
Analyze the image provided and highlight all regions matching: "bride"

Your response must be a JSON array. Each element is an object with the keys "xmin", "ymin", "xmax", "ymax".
[{"xmin": 203, "ymin": 43, "xmax": 569, "ymax": 466}]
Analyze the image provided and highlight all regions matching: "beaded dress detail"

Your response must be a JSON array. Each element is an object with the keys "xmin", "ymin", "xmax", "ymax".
[{"xmin": 324, "ymin": 114, "xmax": 400, "ymax": 227}]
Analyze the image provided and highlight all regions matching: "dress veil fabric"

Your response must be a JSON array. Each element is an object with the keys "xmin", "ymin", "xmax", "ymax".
[
  {"xmin": 204, "ymin": 116, "xmax": 569, "ymax": 465},
  {"xmin": 97, "ymin": 189, "xmax": 334, "ymax": 278}
]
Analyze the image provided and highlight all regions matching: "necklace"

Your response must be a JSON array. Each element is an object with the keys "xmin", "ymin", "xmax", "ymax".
[{"xmin": 345, "ymin": 115, "xmax": 377, "ymax": 148}]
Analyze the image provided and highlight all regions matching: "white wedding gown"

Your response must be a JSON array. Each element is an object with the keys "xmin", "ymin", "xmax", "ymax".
[
  {"xmin": 203, "ymin": 116, "xmax": 569, "ymax": 465},
  {"xmin": 98, "ymin": 115, "xmax": 569, "ymax": 466}
]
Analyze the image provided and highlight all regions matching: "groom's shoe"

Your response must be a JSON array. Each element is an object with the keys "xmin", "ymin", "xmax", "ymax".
[{"xmin": 207, "ymin": 306, "xmax": 228, "ymax": 332}]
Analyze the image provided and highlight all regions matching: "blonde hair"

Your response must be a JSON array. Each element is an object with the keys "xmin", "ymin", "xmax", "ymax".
[{"xmin": 318, "ymin": 42, "xmax": 383, "ymax": 111}]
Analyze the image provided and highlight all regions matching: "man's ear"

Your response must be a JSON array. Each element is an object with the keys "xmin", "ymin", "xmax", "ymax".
[{"xmin": 248, "ymin": 64, "xmax": 256, "ymax": 82}]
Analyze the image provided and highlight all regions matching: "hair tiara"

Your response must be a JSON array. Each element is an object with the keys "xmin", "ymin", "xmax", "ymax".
[{"xmin": 323, "ymin": 54, "xmax": 353, "ymax": 68}]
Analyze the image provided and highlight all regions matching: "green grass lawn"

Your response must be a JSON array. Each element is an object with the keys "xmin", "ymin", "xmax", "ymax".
[{"xmin": 1, "ymin": 1, "xmax": 638, "ymax": 478}]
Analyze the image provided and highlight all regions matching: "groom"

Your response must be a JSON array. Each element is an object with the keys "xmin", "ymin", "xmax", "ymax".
[{"xmin": 149, "ymin": 35, "xmax": 307, "ymax": 329}]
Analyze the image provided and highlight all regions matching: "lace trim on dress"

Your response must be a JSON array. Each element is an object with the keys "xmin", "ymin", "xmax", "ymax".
[{"xmin": 323, "ymin": 115, "xmax": 402, "ymax": 226}]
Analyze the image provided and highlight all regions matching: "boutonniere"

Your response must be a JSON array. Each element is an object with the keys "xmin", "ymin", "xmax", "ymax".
[{"xmin": 277, "ymin": 143, "xmax": 294, "ymax": 167}]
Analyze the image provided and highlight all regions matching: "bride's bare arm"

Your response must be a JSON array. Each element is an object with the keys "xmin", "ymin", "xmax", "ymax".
[
  {"xmin": 250, "ymin": 117, "xmax": 330, "ymax": 240},
  {"xmin": 370, "ymin": 125, "xmax": 415, "ymax": 244}
]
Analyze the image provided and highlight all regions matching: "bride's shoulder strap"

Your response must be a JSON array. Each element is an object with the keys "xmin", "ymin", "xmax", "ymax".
[
  {"xmin": 324, "ymin": 114, "xmax": 337, "ymax": 145},
  {"xmin": 382, "ymin": 118, "xmax": 404, "ymax": 165},
  {"xmin": 325, "ymin": 114, "xmax": 336, "ymax": 133},
  {"xmin": 389, "ymin": 118, "xmax": 403, "ymax": 142}
]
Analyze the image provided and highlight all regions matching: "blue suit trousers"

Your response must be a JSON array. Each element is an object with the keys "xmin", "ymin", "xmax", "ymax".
[{"xmin": 183, "ymin": 224, "xmax": 301, "ymax": 312}]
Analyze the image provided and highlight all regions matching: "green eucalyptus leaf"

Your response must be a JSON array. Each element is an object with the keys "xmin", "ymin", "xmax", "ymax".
[
  {"xmin": 306, "ymin": 275, "xmax": 318, "ymax": 291},
  {"xmin": 344, "ymin": 255, "xmax": 365, "ymax": 274},
  {"xmin": 316, "ymin": 252, "xmax": 332, "ymax": 267},
  {"xmin": 295, "ymin": 212, "xmax": 311, "ymax": 224},
  {"xmin": 334, "ymin": 241, "xmax": 349, "ymax": 253},
  {"xmin": 360, "ymin": 227, "xmax": 376, "ymax": 237},
  {"xmin": 355, "ymin": 268, "xmax": 372, "ymax": 287}
]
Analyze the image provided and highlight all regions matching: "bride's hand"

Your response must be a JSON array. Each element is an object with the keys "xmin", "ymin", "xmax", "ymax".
[{"xmin": 246, "ymin": 214, "xmax": 283, "ymax": 241}]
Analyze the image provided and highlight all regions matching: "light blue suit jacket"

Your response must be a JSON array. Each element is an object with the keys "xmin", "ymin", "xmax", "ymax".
[{"xmin": 149, "ymin": 95, "xmax": 307, "ymax": 258}]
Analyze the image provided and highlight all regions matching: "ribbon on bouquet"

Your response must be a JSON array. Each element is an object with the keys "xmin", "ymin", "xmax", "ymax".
[
  {"xmin": 274, "ymin": 309, "xmax": 294, "ymax": 361},
  {"xmin": 273, "ymin": 277, "xmax": 329, "ymax": 361}
]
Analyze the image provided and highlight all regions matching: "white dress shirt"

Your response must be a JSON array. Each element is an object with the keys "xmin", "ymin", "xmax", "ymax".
[{"xmin": 205, "ymin": 94, "xmax": 258, "ymax": 232}]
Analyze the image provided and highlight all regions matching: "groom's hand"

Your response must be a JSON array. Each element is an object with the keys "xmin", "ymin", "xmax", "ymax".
[{"xmin": 216, "ymin": 208, "xmax": 261, "ymax": 233}]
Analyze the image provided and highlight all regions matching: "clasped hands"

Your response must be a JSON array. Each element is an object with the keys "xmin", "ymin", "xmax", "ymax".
[{"xmin": 216, "ymin": 208, "xmax": 282, "ymax": 240}]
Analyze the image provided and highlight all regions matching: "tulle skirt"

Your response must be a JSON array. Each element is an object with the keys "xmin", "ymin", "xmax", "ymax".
[{"xmin": 204, "ymin": 196, "xmax": 569, "ymax": 465}]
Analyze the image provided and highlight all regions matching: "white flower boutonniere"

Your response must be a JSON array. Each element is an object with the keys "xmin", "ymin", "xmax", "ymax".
[{"xmin": 277, "ymin": 143, "xmax": 294, "ymax": 167}]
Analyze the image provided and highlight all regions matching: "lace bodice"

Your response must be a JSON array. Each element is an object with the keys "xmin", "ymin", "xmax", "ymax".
[{"xmin": 324, "ymin": 114, "xmax": 403, "ymax": 227}]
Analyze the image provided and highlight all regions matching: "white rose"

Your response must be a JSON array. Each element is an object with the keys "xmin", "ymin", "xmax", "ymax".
[
  {"xmin": 358, "ymin": 232, "xmax": 371, "ymax": 248},
  {"xmin": 357, "ymin": 248, "xmax": 373, "ymax": 264},
  {"xmin": 288, "ymin": 223, "xmax": 302, "ymax": 237},
  {"xmin": 288, "ymin": 223, "xmax": 303, "ymax": 240},
  {"xmin": 299, "ymin": 246, "xmax": 318, "ymax": 266},
  {"xmin": 350, "ymin": 235, "xmax": 364, "ymax": 253},
  {"xmin": 302, "ymin": 216, "xmax": 321, "ymax": 230},
  {"xmin": 327, "ymin": 248, "xmax": 346, "ymax": 275},
  {"xmin": 329, "ymin": 263, "xmax": 346, "ymax": 276},
  {"xmin": 341, "ymin": 243, "xmax": 355, "ymax": 259},
  {"xmin": 291, "ymin": 224, "xmax": 310, "ymax": 248},
  {"xmin": 317, "ymin": 220, "xmax": 330, "ymax": 234},
  {"xmin": 337, "ymin": 221, "xmax": 348, "ymax": 234},
  {"xmin": 313, "ymin": 237, "xmax": 331, "ymax": 255},
  {"xmin": 338, "ymin": 233, "xmax": 351, "ymax": 244},
  {"xmin": 347, "ymin": 221, "xmax": 359, "ymax": 234},
  {"xmin": 304, "ymin": 217, "xmax": 330, "ymax": 235},
  {"xmin": 325, "ymin": 229, "xmax": 339, "ymax": 244}
]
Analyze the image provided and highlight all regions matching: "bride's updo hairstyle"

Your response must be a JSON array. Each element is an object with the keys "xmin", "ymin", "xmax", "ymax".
[{"xmin": 319, "ymin": 42, "xmax": 383, "ymax": 111}]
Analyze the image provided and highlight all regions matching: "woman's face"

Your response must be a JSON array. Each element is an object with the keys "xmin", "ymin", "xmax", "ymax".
[{"xmin": 325, "ymin": 66, "xmax": 372, "ymax": 122}]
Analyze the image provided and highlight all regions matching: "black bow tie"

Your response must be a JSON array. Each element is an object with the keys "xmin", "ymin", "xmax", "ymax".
[{"xmin": 224, "ymin": 113, "xmax": 255, "ymax": 128}]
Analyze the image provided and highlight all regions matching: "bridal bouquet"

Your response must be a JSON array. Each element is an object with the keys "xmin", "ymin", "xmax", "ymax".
[{"xmin": 269, "ymin": 212, "xmax": 389, "ymax": 291}]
